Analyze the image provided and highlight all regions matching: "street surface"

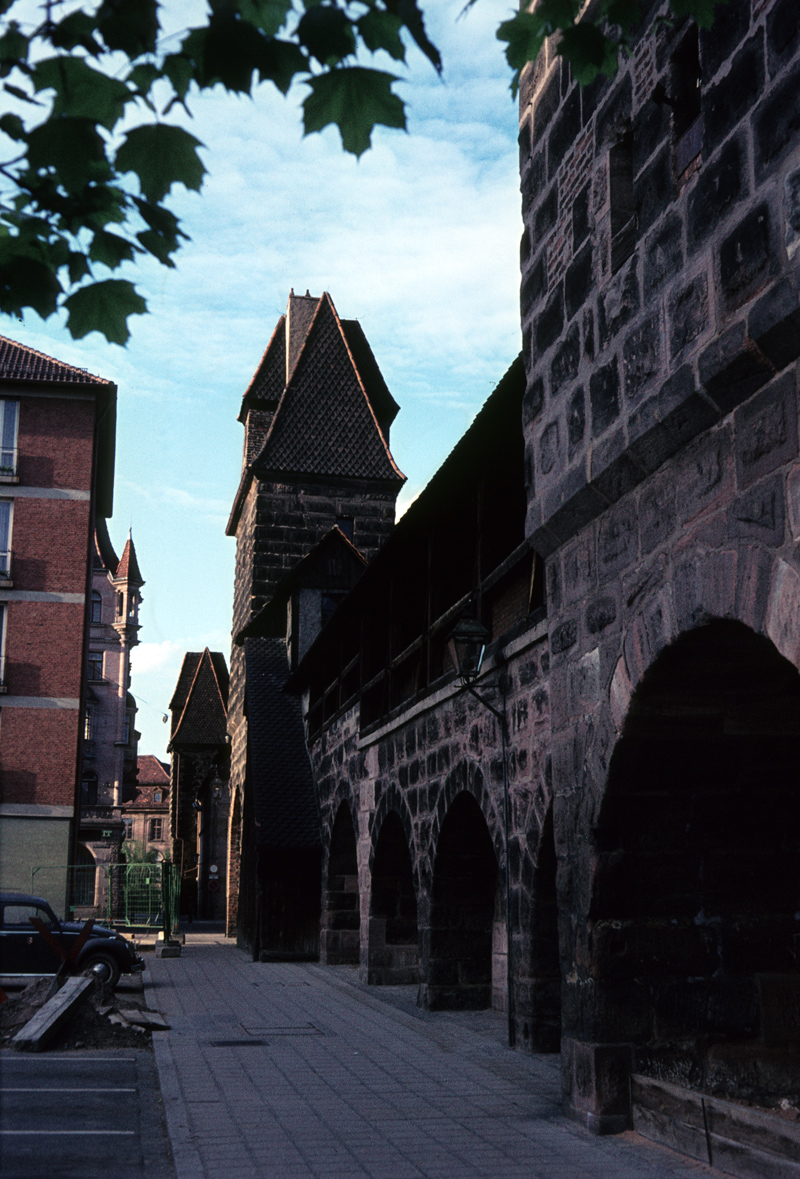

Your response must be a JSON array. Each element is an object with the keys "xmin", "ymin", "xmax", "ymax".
[
  {"xmin": 0, "ymin": 1048, "xmax": 173, "ymax": 1178},
  {"xmin": 147, "ymin": 931, "xmax": 717, "ymax": 1179}
]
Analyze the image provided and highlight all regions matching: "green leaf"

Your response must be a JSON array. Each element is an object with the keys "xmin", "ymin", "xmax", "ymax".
[
  {"xmin": 136, "ymin": 228, "xmax": 177, "ymax": 266},
  {"xmin": 670, "ymin": 0, "xmax": 723, "ymax": 27},
  {"xmin": 602, "ymin": 0, "xmax": 643, "ymax": 29},
  {"xmin": 385, "ymin": 0, "xmax": 441, "ymax": 73},
  {"xmin": 89, "ymin": 229, "xmax": 139, "ymax": 269},
  {"xmin": 0, "ymin": 21, "xmax": 29, "ymax": 66},
  {"xmin": 236, "ymin": 0, "xmax": 293, "ymax": 36},
  {"xmin": 0, "ymin": 112, "xmax": 24, "ymax": 141},
  {"xmin": 128, "ymin": 62, "xmax": 161, "ymax": 94},
  {"xmin": 297, "ymin": 6, "xmax": 356, "ymax": 67},
  {"xmin": 557, "ymin": 23, "xmax": 619, "ymax": 85},
  {"xmin": 27, "ymin": 118, "xmax": 111, "ymax": 192},
  {"xmin": 49, "ymin": 11, "xmax": 103, "ymax": 56},
  {"xmin": 0, "ymin": 244, "xmax": 62, "ymax": 319},
  {"xmin": 32, "ymin": 57, "xmax": 132, "ymax": 130},
  {"xmin": 254, "ymin": 39, "xmax": 308, "ymax": 94},
  {"xmin": 68, "ymin": 251, "xmax": 92, "ymax": 283},
  {"xmin": 64, "ymin": 279, "xmax": 147, "ymax": 344},
  {"xmin": 3, "ymin": 82, "xmax": 42, "ymax": 107},
  {"xmin": 96, "ymin": 0, "xmax": 159, "ymax": 57},
  {"xmin": 358, "ymin": 10, "xmax": 406, "ymax": 62},
  {"xmin": 162, "ymin": 52, "xmax": 193, "ymax": 102},
  {"xmin": 116, "ymin": 124, "xmax": 206, "ymax": 203},
  {"xmin": 303, "ymin": 67, "xmax": 405, "ymax": 157}
]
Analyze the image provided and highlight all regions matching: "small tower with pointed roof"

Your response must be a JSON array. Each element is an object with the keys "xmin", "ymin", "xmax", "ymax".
[{"xmin": 226, "ymin": 290, "xmax": 405, "ymax": 947}]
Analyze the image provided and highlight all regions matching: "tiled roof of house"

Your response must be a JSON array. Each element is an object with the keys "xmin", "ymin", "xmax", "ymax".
[
  {"xmin": 245, "ymin": 638, "xmax": 319, "ymax": 850},
  {"xmin": 169, "ymin": 648, "xmax": 229, "ymax": 749},
  {"xmin": 114, "ymin": 534, "xmax": 144, "ymax": 584},
  {"xmin": 0, "ymin": 335, "xmax": 113, "ymax": 386},
  {"xmin": 94, "ymin": 517, "xmax": 119, "ymax": 572},
  {"xmin": 137, "ymin": 755, "xmax": 169, "ymax": 785},
  {"xmin": 254, "ymin": 293, "xmax": 404, "ymax": 482},
  {"xmin": 235, "ymin": 526, "xmax": 367, "ymax": 644},
  {"xmin": 340, "ymin": 318, "xmax": 399, "ymax": 433}
]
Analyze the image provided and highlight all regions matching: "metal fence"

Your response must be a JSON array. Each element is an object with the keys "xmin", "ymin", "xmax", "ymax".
[{"xmin": 30, "ymin": 860, "xmax": 180, "ymax": 937}]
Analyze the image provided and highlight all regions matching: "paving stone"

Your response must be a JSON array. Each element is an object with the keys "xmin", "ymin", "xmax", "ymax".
[{"xmin": 146, "ymin": 934, "xmax": 717, "ymax": 1179}]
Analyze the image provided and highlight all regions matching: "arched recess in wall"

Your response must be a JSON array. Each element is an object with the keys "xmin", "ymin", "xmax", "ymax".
[
  {"xmin": 526, "ymin": 804, "xmax": 561, "ymax": 1053},
  {"xmin": 590, "ymin": 619, "xmax": 800, "ymax": 1104},
  {"xmin": 73, "ymin": 843, "xmax": 96, "ymax": 907},
  {"xmin": 368, "ymin": 811, "xmax": 418, "ymax": 985},
  {"xmin": 322, "ymin": 802, "xmax": 360, "ymax": 966},
  {"xmin": 424, "ymin": 790, "xmax": 498, "ymax": 1011}
]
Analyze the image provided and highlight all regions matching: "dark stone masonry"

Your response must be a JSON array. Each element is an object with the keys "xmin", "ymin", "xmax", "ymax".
[{"xmin": 229, "ymin": 1, "xmax": 800, "ymax": 1162}]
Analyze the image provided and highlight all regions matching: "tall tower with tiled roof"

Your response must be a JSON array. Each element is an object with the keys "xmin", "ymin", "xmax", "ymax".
[{"xmin": 226, "ymin": 291, "xmax": 404, "ymax": 946}]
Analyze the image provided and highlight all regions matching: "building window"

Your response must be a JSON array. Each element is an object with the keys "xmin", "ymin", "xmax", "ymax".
[
  {"xmin": 0, "ymin": 500, "xmax": 12, "ymax": 578},
  {"xmin": 148, "ymin": 818, "xmax": 162, "ymax": 842},
  {"xmin": 0, "ymin": 401, "xmax": 18, "ymax": 475},
  {"xmin": 87, "ymin": 651, "xmax": 103, "ymax": 681},
  {"xmin": 124, "ymin": 712, "xmax": 131, "ymax": 744},
  {"xmin": 122, "ymin": 817, "xmax": 133, "ymax": 840},
  {"xmin": 90, "ymin": 590, "xmax": 102, "ymax": 623},
  {"xmin": 154, "ymin": 790, "xmax": 162, "ymax": 803},
  {"xmin": 81, "ymin": 771, "xmax": 98, "ymax": 806},
  {"xmin": 116, "ymin": 592, "xmax": 123, "ymax": 617},
  {"xmin": 83, "ymin": 707, "xmax": 93, "ymax": 741}
]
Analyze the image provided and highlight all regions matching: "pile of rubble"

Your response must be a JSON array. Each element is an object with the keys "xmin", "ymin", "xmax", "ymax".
[{"xmin": 0, "ymin": 974, "xmax": 168, "ymax": 1051}]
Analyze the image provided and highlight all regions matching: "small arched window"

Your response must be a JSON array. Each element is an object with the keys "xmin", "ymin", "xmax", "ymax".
[{"xmin": 90, "ymin": 591, "xmax": 102, "ymax": 623}]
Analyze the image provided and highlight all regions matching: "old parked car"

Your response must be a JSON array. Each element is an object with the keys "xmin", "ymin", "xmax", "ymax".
[{"xmin": 0, "ymin": 892, "xmax": 145, "ymax": 988}]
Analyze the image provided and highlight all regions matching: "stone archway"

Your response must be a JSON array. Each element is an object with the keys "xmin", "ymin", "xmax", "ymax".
[
  {"xmin": 570, "ymin": 619, "xmax": 800, "ymax": 1128},
  {"xmin": 422, "ymin": 790, "xmax": 499, "ymax": 1010},
  {"xmin": 368, "ymin": 810, "xmax": 418, "ymax": 985},
  {"xmin": 320, "ymin": 802, "xmax": 360, "ymax": 965}
]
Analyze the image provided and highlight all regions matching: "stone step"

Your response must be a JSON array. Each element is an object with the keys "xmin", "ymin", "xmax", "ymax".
[{"xmin": 632, "ymin": 1074, "xmax": 800, "ymax": 1179}]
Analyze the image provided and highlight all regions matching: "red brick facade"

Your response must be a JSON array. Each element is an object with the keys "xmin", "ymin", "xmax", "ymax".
[{"xmin": 0, "ymin": 338, "xmax": 115, "ymax": 914}]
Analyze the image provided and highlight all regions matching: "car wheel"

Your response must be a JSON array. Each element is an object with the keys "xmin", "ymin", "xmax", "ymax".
[{"xmin": 81, "ymin": 950, "xmax": 121, "ymax": 989}]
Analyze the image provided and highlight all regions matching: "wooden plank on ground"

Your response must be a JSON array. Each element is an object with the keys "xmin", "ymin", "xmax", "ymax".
[{"xmin": 11, "ymin": 975, "xmax": 94, "ymax": 1053}]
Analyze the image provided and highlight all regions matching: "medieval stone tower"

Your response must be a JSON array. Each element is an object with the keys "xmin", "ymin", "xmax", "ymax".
[{"xmin": 225, "ymin": 290, "xmax": 405, "ymax": 941}]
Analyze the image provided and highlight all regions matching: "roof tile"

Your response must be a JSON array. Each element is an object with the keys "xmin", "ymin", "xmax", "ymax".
[{"xmin": 0, "ymin": 335, "xmax": 113, "ymax": 386}]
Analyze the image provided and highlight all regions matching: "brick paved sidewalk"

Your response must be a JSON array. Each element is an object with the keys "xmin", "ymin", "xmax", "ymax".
[{"xmin": 146, "ymin": 933, "xmax": 716, "ymax": 1179}]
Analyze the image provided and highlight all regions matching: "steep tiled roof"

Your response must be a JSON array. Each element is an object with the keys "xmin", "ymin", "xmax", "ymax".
[
  {"xmin": 238, "ymin": 315, "xmax": 286, "ymax": 420},
  {"xmin": 255, "ymin": 294, "xmax": 404, "ymax": 482},
  {"xmin": 169, "ymin": 648, "xmax": 229, "ymax": 749},
  {"xmin": 340, "ymin": 318, "xmax": 399, "ymax": 433},
  {"xmin": 0, "ymin": 335, "xmax": 113, "ymax": 386},
  {"xmin": 137, "ymin": 754, "xmax": 169, "ymax": 785},
  {"xmin": 169, "ymin": 653, "xmax": 202, "ymax": 723},
  {"xmin": 245, "ymin": 638, "xmax": 319, "ymax": 849},
  {"xmin": 114, "ymin": 533, "xmax": 144, "ymax": 585}
]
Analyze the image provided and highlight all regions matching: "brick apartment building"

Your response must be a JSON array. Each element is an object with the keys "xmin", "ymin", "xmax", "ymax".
[{"xmin": 0, "ymin": 336, "xmax": 116, "ymax": 917}]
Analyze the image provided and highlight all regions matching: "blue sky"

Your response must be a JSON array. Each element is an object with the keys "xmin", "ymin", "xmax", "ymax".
[{"xmin": 8, "ymin": 1, "xmax": 523, "ymax": 758}]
